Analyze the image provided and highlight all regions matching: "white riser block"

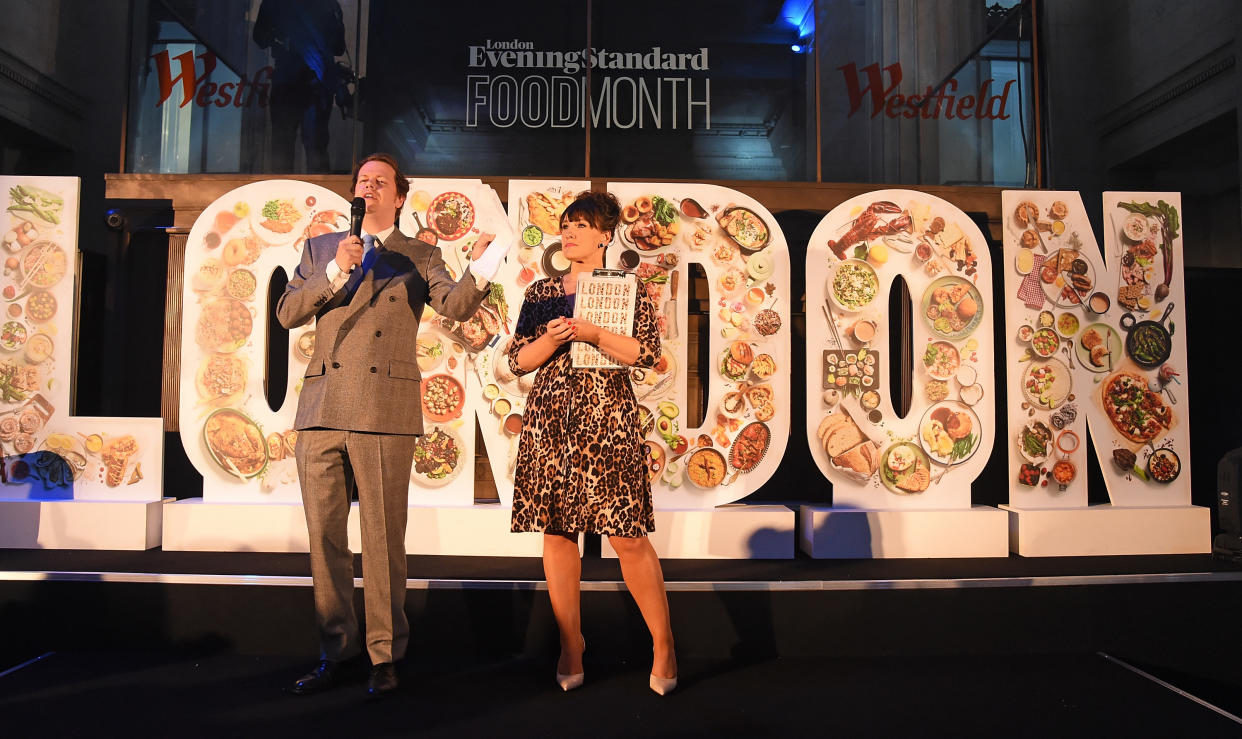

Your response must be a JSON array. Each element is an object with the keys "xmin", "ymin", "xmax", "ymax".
[
  {"xmin": 0, "ymin": 499, "xmax": 168, "ymax": 550},
  {"xmin": 163, "ymin": 499, "xmax": 553, "ymax": 556},
  {"xmin": 799, "ymin": 505, "xmax": 1010, "ymax": 558},
  {"xmin": 1003, "ymin": 504, "xmax": 1211, "ymax": 556},
  {"xmin": 602, "ymin": 506, "xmax": 796, "ymax": 559}
]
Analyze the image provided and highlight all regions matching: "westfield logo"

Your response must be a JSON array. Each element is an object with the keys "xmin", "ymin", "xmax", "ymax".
[
  {"xmin": 151, "ymin": 49, "xmax": 272, "ymax": 109},
  {"xmin": 839, "ymin": 62, "xmax": 1015, "ymax": 121}
]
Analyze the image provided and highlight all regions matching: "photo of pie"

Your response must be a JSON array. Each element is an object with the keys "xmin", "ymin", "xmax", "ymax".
[
  {"xmin": 685, "ymin": 447, "xmax": 727, "ymax": 489},
  {"xmin": 526, "ymin": 190, "xmax": 575, "ymax": 236},
  {"xmin": 427, "ymin": 192, "xmax": 475, "ymax": 241}
]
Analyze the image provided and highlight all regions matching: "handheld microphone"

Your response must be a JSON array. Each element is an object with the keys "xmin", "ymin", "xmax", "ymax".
[{"xmin": 348, "ymin": 196, "xmax": 365, "ymax": 272}]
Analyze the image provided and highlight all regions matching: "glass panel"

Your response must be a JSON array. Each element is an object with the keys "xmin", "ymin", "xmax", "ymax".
[
  {"xmin": 589, "ymin": 0, "xmax": 815, "ymax": 181},
  {"xmin": 126, "ymin": 0, "xmax": 360, "ymax": 174},
  {"xmin": 817, "ymin": 0, "xmax": 1035, "ymax": 186},
  {"xmin": 121, "ymin": 0, "xmax": 1038, "ymax": 182},
  {"xmin": 361, "ymin": 0, "xmax": 588, "ymax": 177}
]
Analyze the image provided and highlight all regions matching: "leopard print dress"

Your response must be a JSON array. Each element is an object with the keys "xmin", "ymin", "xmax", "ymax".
[{"xmin": 509, "ymin": 277, "xmax": 660, "ymax": 537}]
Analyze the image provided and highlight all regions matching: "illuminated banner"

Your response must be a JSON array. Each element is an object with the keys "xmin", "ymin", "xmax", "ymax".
[
  {"xmin": 0, "ymin": 176, "xmax": 163, "ymax": 502},
  {"xmin": 1001, "ymin": 192, "xmax": 1191, "ymax": 507},
  {"xmin": 806, "ymin": 190, "xmax": 996, "ymax": 508}
]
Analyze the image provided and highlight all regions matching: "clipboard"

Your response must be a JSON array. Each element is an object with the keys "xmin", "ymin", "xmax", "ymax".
[{"xmin": 572, "ymin": 269, "xmax": 637, "ymax": 369}]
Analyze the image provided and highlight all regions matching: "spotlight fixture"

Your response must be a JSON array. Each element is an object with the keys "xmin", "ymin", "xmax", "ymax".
[{"xmin": 104, "ymin": 208, "xmax": 127, "ymax": 231}]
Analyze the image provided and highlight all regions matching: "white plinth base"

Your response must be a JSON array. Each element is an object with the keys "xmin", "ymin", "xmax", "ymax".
[
  {"xmin": 799, "ymin": 505, "xmax": 1009, "ymax": 558},
  {"xmin": 1002, "ymin": 503, "xmax": 1211, "ymax": 556},
  {"xmin": 163, "ymin": 499, "xmax": 548, "ymax": 556},
  {"xmin": 163, "ymin": 499, "xmax": 313, "ymax": 552},
  {"xmin": 408, "ymin": 505, "xmax": 548, "ymax": 557},
  {"xmin": 601, "ymin": 505, "xmax": 795, "ymax": 559},
  {"xmin": 0, "ymin": 498, "xmax": 168, "ymax": 550}
]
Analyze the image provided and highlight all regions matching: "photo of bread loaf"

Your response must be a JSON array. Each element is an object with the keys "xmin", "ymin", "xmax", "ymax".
[{"xmin": 816, "ymin": 409, "xmax": 880, "ymax": 482}]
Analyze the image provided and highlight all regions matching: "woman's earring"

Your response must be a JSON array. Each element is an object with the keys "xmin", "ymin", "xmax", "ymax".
[{"xmin": 598, "ymin": 243, "xmax": 608, "ymax": 249}]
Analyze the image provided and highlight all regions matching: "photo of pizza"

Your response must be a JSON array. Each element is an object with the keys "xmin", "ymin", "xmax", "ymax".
[{"xmin": 1101, "ymin": 370, "xmax": 1172, "ymax": 443}]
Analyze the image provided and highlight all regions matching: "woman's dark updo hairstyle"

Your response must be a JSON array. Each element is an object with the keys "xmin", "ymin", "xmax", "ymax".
[{"xmin": 560, "ymin": 190, "xmax": 621, "ymax": 238}]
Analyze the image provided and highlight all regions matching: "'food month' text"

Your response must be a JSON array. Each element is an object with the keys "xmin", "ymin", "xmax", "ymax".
[{"xmin": 466, "ymin": 75, "xmax": 710, "ymax": 130}]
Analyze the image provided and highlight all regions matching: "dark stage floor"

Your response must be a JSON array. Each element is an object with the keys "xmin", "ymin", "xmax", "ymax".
[
  {"xmin": 5, "ymin": 549, "xmax": 1242, "ymax": 737},
  {"xmin": 2, "ymin": 649, "xmax": 1239, "ymax": 737}
]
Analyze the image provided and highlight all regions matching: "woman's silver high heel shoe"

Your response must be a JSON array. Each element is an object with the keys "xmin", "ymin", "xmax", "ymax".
[
  {"xmin": 555, "ymin": 636, "xmax": 585, "ymax": 692},
  {"xmin": 649, "ymin": 673, "xmax": 677, "ymax": 695},
  {"xmin": 650, "ymin": 648, "xmax": 677, "ymax": 695}
]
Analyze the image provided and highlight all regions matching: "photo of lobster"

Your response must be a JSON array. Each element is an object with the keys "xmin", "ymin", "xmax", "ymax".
[{"xmin": 827, "ymin": 201, "xmax": 913, "ymax": 259}]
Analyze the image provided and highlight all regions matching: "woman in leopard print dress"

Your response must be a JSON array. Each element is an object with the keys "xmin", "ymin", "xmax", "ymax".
[{"xmin": 508, "ymin": 191, "xmax": 677, "ymax": 695}]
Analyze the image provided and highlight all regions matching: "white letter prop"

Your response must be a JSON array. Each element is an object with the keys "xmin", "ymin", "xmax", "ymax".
[
  {"xmin": 181, "ymin": 180, "xmax": 350, "ymax": 502},
  {"xmin": 608, "ymin": 183, "xmax": 791, "ymax": 509},
  {"xmin": 397, "ymin": 179, "xmax": 515, "ymax": 506},
  {"xmin": 481, "ymin": 180, "xmax": 591, "ymax": 507},
  {"xmin": 806, "ymin": 190, "xmax": 995, "ymax": 510},
  {"xmin": 183, "ymin": 179, "xmax": 513, "ymax": 506},
  {"xmin": 1001, "ymin": 191, "xmax": 1193, "ymax": 507},
  {"xmin": 0, "ymin": 176, "xmax": 163, "ymax": 505}
]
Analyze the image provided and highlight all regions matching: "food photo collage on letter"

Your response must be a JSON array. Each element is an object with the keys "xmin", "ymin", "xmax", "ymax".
[
  {"xmin": 806, "ymin": 190, "xmax": 996, "ymax": 509},
  {"xmin": 0, "ymin": 176, "xmax": 162, "ymax": 501},
  {"xmin": 1001, "ymin": 192, "xmax": 1190, "ymax": 508},
  {"xmin": 181, "ymin": 178, "xmax": 511, "ymax": 504},
  {"xmin": 494, "ymin": 182, "xmax": 791, "ymax": 508},
  {"xmin": 610, "ymin": 183, "xmax": 789, "ymax": 508}
]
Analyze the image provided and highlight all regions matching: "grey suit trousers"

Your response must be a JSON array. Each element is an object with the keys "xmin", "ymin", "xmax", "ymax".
[{"xmin": 296, "ymin": 428, "xmax": 417, "ymax": 664}]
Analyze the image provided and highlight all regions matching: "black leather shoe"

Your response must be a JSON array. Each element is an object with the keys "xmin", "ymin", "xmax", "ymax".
[
  {"xmin": 291, "ymin": 660, "xmax": 337, "ymax": 695},
  {"xmin": 366, "ymin": 662, "xmax": 398, "ymax": 699}
]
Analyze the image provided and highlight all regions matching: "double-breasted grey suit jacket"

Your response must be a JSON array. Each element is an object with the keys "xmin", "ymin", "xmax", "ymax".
[{"xmin": 277, "ymin": 228, "xmax": 488, "ymax": 435}]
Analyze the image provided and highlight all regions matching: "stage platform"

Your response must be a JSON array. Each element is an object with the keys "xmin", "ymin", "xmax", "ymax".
[
  {"xmin": 3, "ymin": 548, "xmax": 1242, "ymax": 735},
  {"xmin": 2, "ymin": 548, "xmax": 1241, "ymax": 590}
]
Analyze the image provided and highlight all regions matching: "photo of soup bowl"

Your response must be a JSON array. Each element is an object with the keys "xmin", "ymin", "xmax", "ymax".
[{"xmin": 1087, "ymin": 291, "xmax": 1111, "ymax": 315}]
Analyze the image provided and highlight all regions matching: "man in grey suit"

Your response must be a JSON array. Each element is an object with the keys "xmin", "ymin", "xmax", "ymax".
[{"xmin": 278, "ymin": 153, "xmax": 507, "ymax": 698}]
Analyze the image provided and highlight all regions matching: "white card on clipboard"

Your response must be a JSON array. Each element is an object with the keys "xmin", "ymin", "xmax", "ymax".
[{"xmin": 571, "ymin": 270, "xmax": 637, "ymax": 369}]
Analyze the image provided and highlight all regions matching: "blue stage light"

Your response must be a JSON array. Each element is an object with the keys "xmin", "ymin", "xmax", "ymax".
[{"xmin": 780, "ymin": 0, "xmax": 815, "ymax": 39}]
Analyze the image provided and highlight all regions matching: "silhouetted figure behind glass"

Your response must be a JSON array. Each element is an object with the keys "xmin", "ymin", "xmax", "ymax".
[{"xmin": 253, "ymin": 0, "xmax": 346, "ymax": 172}]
